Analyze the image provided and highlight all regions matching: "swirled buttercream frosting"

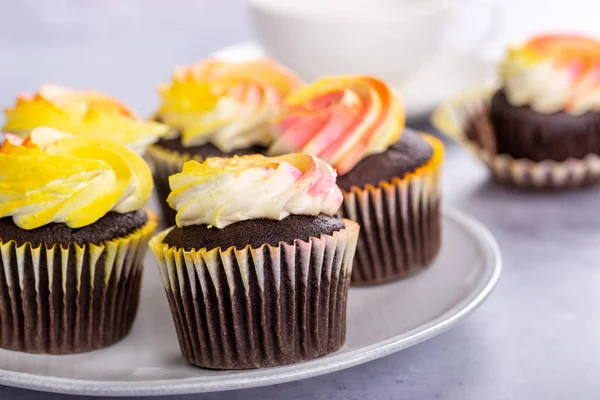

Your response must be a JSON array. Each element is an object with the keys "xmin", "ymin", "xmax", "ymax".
[
  {"xmin": 167, "ymin": 153, "xmax": 343, "ymax": 228},
  {"xmin": 157, "ymin": 58, "xmax": 303, "ymax": 152},
  {"xmin": 500, "ymin": 34, "xmax": 600, "ymax": 115},
  {"xmin": 0, "ymin": 127, "xmax": 153, "ymax": 230},
  {"xmin": 3, "ymin": 84, "xmax": 169, "ymax": 153},
  {"xmin": 268, "ymin": 75, "xmax": 405, "ymax": 175}
]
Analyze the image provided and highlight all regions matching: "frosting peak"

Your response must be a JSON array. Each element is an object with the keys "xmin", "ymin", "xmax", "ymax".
[
  {"xmin": 0, "ymin": 127, "xmax": 153, "ymax": 230},
  {"xmin": 500, "ymin": 34, "xmax": 600, "ymax": 115},
  {"xmin": 268, "ymin": 75, "xmax": 405, "ymax": 175},
  {"xmin": 3, "ymin": 84, "xmax": 169, "ymax": 153},
  {"xmin": 167, "ymin": 154, "xmax": 343, "ymax": 228},
  {"xmin": 157, "ymin": 58, "xmax": 303, "ymax": 152}
]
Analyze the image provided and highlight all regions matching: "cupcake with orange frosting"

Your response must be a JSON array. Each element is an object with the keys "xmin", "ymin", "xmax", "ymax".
[
  {"xmin": 434, "ymin": 33, "xmax": 600, "ymax": 189},
  {"xmin": 3, "ymin": 84, "xmax": 169, "ymax": 153},
  {"xmin": 147, "ymin": 58, "xmax": 303, "ymax": 225},
  {"xmin": 0, "ymin": 128, "xmax": 157, "ymax": 354},
  {"xmin": 269, "ymin": 75, "xmax": 444, "ymax": 285},
  {"xmin": 149, "ymin": 154, "xmax": 359, "ymax": 369}
]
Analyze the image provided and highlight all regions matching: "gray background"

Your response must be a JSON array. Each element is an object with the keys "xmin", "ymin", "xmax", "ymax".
[{"xmin": 1, "ymin": 1, "xmax": 600, "ymax": 399}]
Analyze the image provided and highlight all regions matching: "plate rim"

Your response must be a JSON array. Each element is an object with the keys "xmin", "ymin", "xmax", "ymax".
[{"xmin": 0, "ymin": 208, "xmax": 502, "ymax": 397}]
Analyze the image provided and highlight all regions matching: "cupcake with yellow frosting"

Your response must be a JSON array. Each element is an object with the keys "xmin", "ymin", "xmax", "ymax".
[
  {"xmin": 0, "ymin": 128, "xmax": 157, "ymax": 354},
  {"xmin": 3, "ymin": 84, "xmax": 169, "ymax": 153},
  {"xmin": 149, "ymin": 154, "xmax": 359, "ymax": 369},
  {"xmin": 269, "ymin": 76, "xmax": 444, "ymax": 285},
  {"xmin": 433, "ymin": 33, "xmax": 600, "ymax": 189},
  {"xmin": 147, "ymin": 58, "xmax": 303, "ymax": 225}
]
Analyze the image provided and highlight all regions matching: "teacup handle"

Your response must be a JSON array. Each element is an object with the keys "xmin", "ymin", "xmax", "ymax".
[
  {"xmin": 459, "ymin": 0, "xmax": 506, "ymax": 52},
  {"xmin": 400, "ymin": 0, "xmax": 504, "ymax": 87}
]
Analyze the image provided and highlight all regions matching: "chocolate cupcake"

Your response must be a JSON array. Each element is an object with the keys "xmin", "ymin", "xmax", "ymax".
[
  {"xmin": 269, "ymin": 76, "xmax": 444, "ymax": 285},
  {"xmin": 3, "ymin": 84, "xmax": 169, "ymax": 153},
  {"xmin": 149, "ymin": 154, "xmax": 359, "ymax": 369},
  {"xmin": 0, "ymin": 128, "xmax": 157, "ymax": 354},
  {"xmin": 146, "ymin": 58, "xmax": 303, "ymax": 225},
  {"xmin": 434, "ymin": 34, "xmax": 600, "ymax": 189}
]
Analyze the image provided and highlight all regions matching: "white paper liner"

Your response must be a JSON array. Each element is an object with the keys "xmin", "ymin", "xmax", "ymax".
[
  {"xmin": 150, "ymin": 219, "xmax": 359, "ymax": 369},
  {"xmin": 0, "ymin": 213, "xmax": 156, "ymax": 354}
]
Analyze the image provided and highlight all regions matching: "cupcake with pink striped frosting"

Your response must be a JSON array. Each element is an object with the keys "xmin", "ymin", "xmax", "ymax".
[
  {"xmin": 269, "ymin": 75, "xmax": 445, "ymax": 285},
  {"xmin": 149, "ymin": 153, "xmax": 359, "ymax": 370}
]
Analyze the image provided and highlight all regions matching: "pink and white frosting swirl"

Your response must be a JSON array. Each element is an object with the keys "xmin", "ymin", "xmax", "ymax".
[
  {"xmin": 500, "ymin": 34, "xmax": 600, "ymax": 115},
  {"xmin": 167, "ymin": 154, "xmax": 343, "ymax": 228},
  {"xmin": 157, "ymin": 59, "xmax": 303, "ymax": 152},
  {"xmin": 268, "ymin": 75, "xmax": 405, "ymax": 175}
]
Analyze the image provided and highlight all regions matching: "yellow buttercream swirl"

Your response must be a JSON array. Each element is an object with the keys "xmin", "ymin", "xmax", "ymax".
[
  {"xmin": 268, "ymin": 75, "xmax": 405, "ymax": 175},
  {"xmin": 157, "ymin": 58, "xmax": 303, "ymax": 152},
  {"xmin": 0, "ymin": 127, "xmax": 153, "ymax": 230},
  {"xmin": 499, "ymin": 34, "xmax": 600, "ymax": 115},
  {"xmin": 3, "ymin": 84, "xmax": 169, "ymax": 153},
  {"xmin": 168, "ymin": 153, "xmax": 343, "ymax": 228}
]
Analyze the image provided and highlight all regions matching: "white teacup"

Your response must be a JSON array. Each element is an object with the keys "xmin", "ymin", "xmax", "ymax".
[{"xmin": 249, "ymin": 0, "xmax": 503, "ymax": 88}]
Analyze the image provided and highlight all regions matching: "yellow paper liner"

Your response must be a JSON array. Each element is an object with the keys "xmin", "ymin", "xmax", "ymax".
[
  {"xmin": 149, "ymin": 219, "xmax": 359, "ymax": 370},
  {"xmin": 338, "ymin": 134, "xmax": 443, "ymax": 285},
  {"xmin": 0, "ymin": 210, "xmax": 157, "ymax": 354},
  {"xmin": 145, "ymin": 144, "xmax": 204, "ymax": 226},
  {"xmin": 431, "ymin": 86, "xmax": 600, "ymax": 189}
]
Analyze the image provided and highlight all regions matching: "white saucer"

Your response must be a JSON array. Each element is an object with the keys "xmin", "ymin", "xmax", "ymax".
[
  {"xmin": 0, "ymin": 208, "xmax": 501, "ymax": 397},
  {"xmin": 212, "ymin": 41, "xmax": 496, "ymax": 118}
]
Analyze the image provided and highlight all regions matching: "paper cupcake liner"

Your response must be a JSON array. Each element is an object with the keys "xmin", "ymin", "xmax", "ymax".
[
  {"xmin": 431, "ymin": 86, "xmax": 600, "ymax": 190},
  {"xmin": 145, "ymin": 145, "xmax": 202, "ymax": 226},
  {"xmin": 150, "ymin": 219, "xmax": 359, "ymax": 370},
  {"xmin": 0, "ymin": 211, "xmax": 157, "ymax": 354},
  {"xmin": 338, "ymin": 135, "xmax": 443, "ymax": 285}
]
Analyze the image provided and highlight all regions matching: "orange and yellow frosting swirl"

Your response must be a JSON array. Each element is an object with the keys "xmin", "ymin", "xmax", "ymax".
[
  {"xmin": 157, "ymin": 58, "xmax": 303, "ymax": 152},
  {"xmin": 500, "ymin": 34, "xmax": 600, "ymax": 115},
  {"xmin": 3, "ymin": 85, "xmax": 169, "ymax": 153},
  {"xmin": 168, "ymin": 154, "xmax": 343, "ymax": 228},
  {"xmin": 0, "ymin": 128, "xmax": 153, "ymax": 230},
  {"xmin": 268, "ymin": 75, "xmax": 405, "ymax": 175}
]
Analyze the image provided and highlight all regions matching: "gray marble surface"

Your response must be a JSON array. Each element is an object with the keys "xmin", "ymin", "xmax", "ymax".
[{"xmin": 2, "ymin": 2, "xmax": 600, "ymax": 399}]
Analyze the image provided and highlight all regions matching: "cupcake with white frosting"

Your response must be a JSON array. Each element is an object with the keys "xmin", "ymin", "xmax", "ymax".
[
  {"xmin": 146, "ymin": 58, "xmax": 303, "ymax": 225},
  {"xmin": 149, "ymin": 153, "xmax": 359, "ymax": 369},
  {"xmin": 434, "ymin": 33, "xmax": 600, "ymax": 189},
  {"xmin": 487, "ymin": 34, "xmax": 600, "ymax": 162}
]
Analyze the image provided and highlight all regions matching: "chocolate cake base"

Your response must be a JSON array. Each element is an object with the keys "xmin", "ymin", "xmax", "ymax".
[
  {"xmin": 0, "ymin": 210, "xmax": 148, "ymax": 247},
  {"xmin": 337, "ymin": 132, "xmax": 442, "ymax": 285},
  {"xmin": 154, "ymin": 137, "xmax": 267, "ymax": 160},
  {"xmin": 0, "ymin": 211, "xmax": 155, "ymax": 354},
  {"xmin": 164, "ymin": 214, "xmax": 344, "ymax": 250},
  {"xmin": 151, "ymin": 219, "xmax": 360, "ymax": 369},
  {"xmin": 461, "ymin": 91, "xmax": 600, "ymax": 190},
  {"xmin": 489, "ymin": 89, "xmax": 600, "ymax": 162},
  {"xmin": 337, "ymin": 129, "xmax": 433, "ymax": 191},
  {"xmin": 149, "ymin": 138, "xmax": 267, "ymax": 227}
]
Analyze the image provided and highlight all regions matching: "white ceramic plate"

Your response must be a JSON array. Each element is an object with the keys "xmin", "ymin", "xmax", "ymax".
[
  {"xmin": 212, "ymin": 41, "xmax": 496, "ymax": 118},
  {"xmin": 0, "ymin": 208, "xmax": 501, "ymax": 397}
]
